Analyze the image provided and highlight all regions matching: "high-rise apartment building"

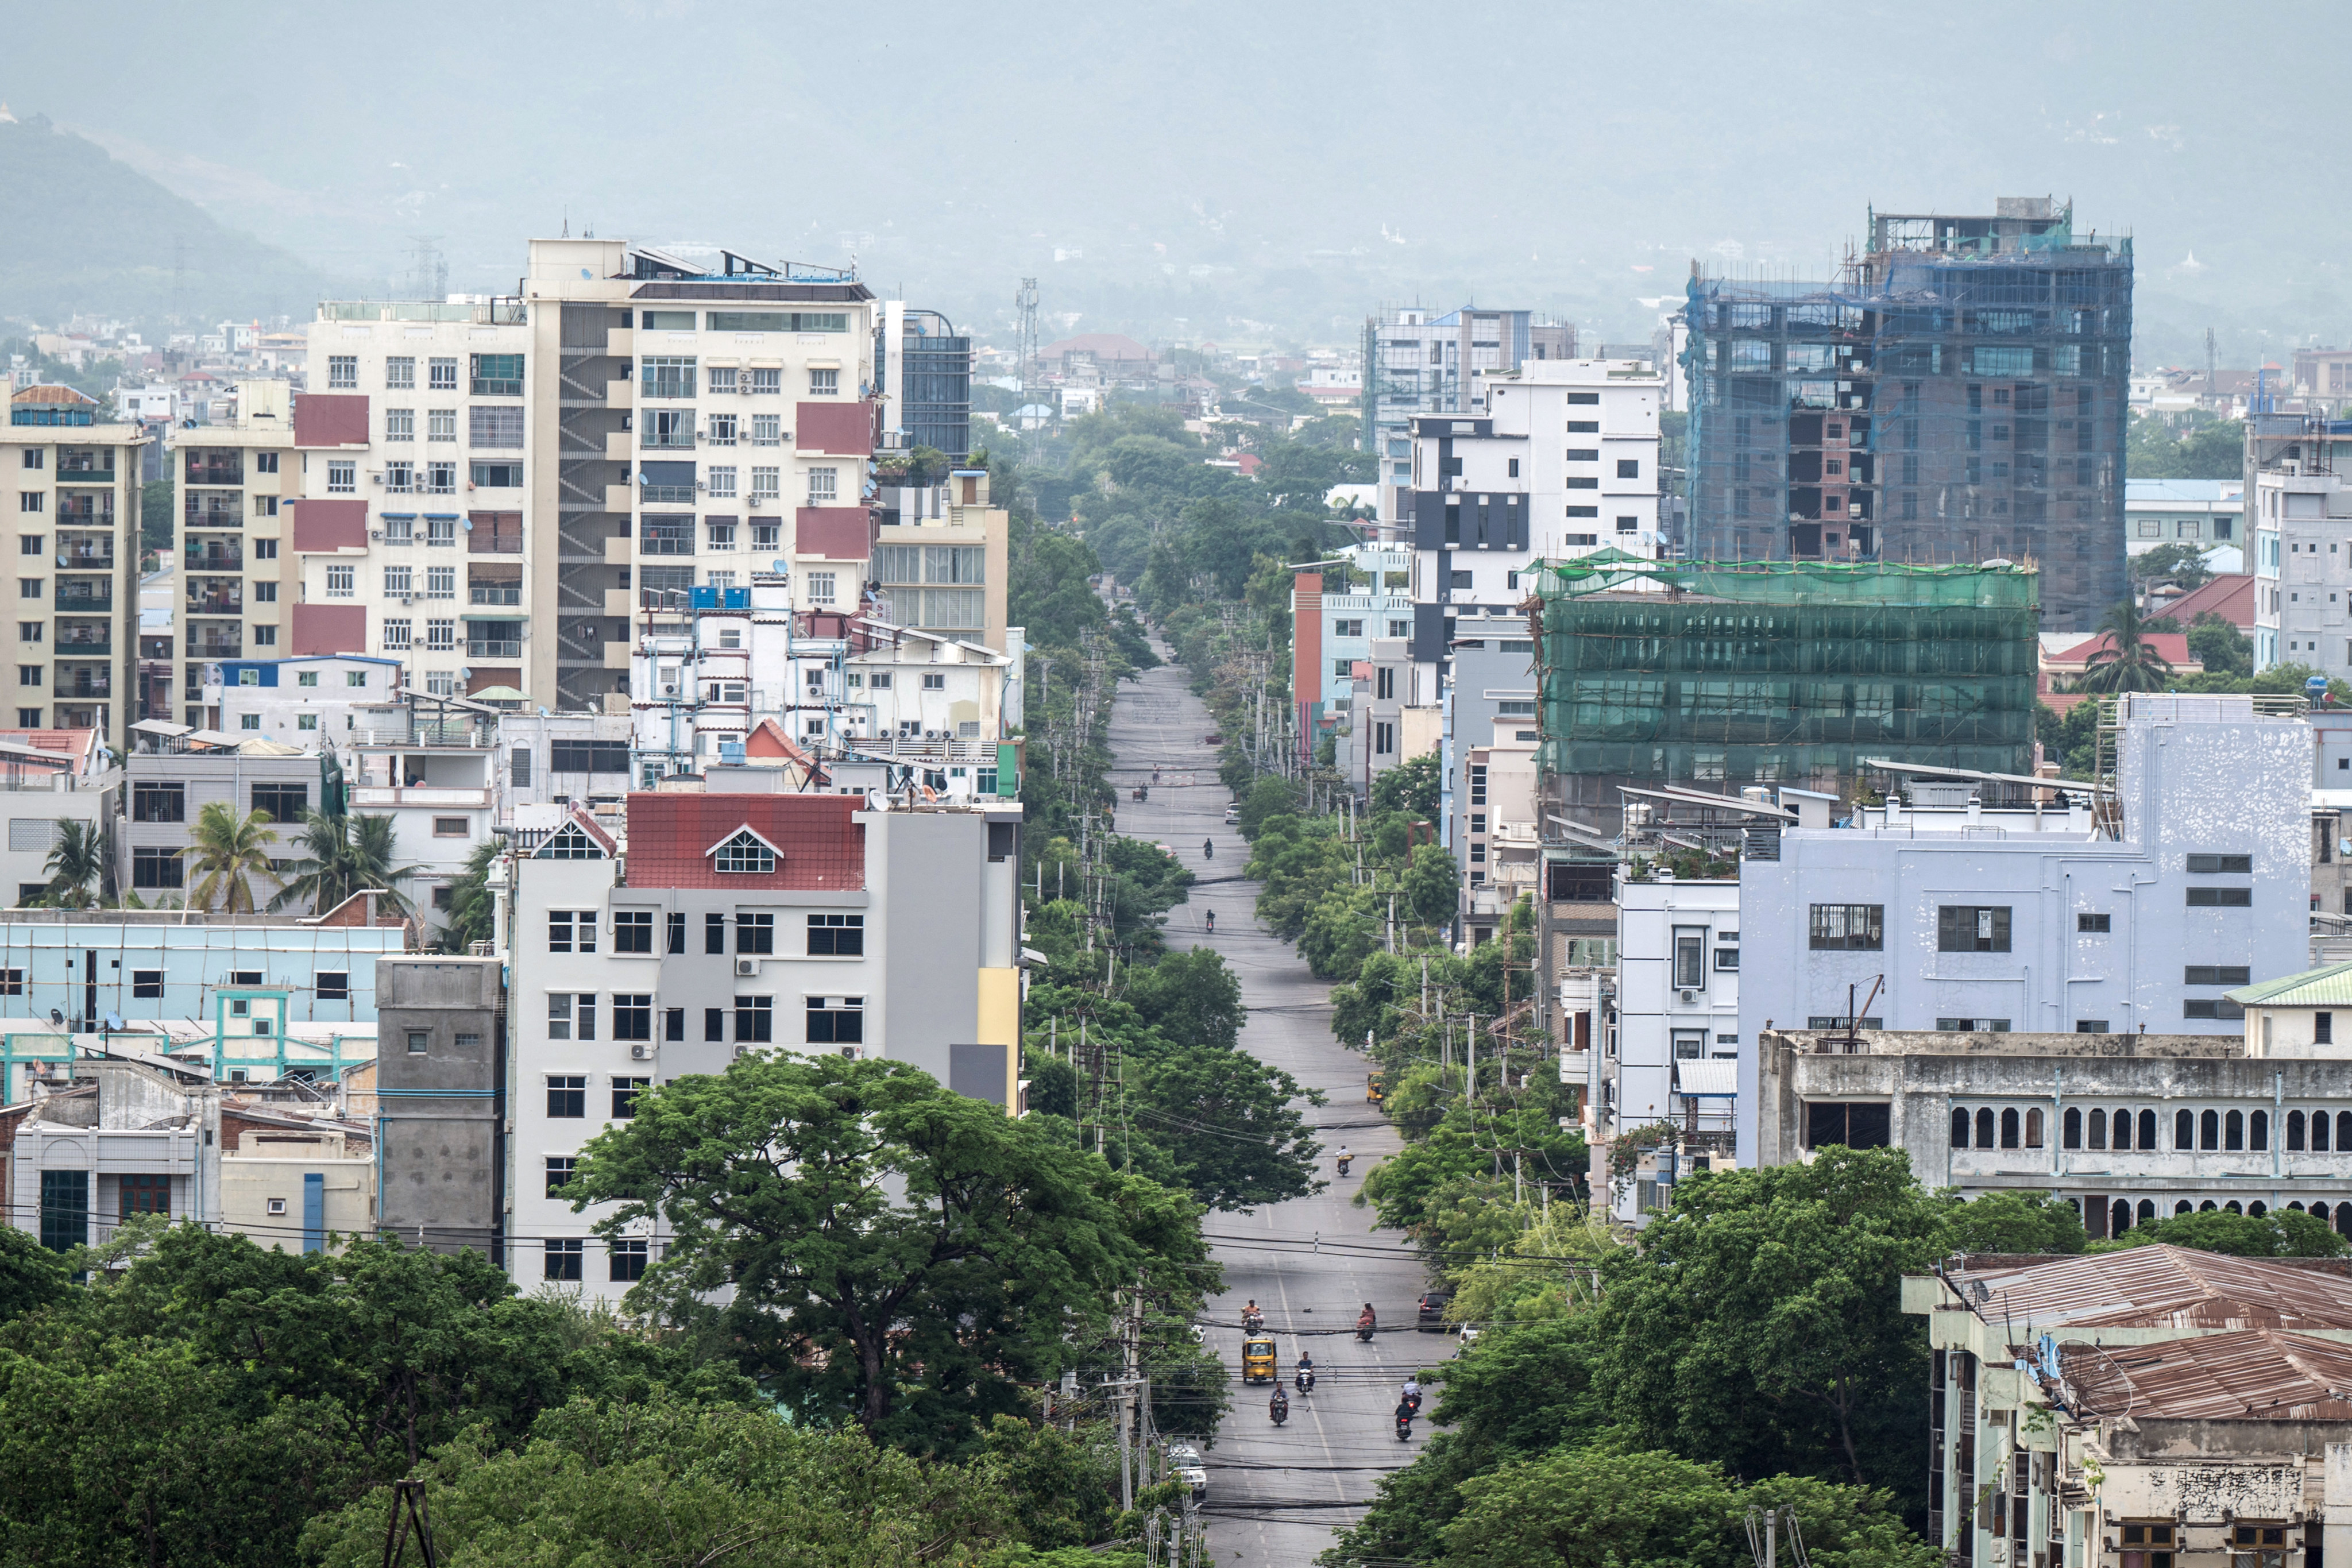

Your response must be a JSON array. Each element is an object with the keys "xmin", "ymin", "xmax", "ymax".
[
  {"xmin": 1682, "ymin": 199, "xmax": 2132, "ymax": 632},
  {"xmin": 4, "ymin": 383, "xmax": 147, "ymax": 751},
  {"xmin": 878, "ymin": 303, "xmax": 972, "ymax": 461},
  {"xmin": 289, "ymin": 242, "xmax": 922, "ymax": 713},
  {"xmin": 1362, "ymin": 306, "xmax": 1576, "ymax": 522},
  {"xmin": 173, "ymin": 380, "xmax": 298, "ymax": 727}
]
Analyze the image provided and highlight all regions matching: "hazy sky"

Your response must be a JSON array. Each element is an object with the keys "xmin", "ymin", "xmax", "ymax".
[{"xmin": 9, "ymin": 0, "xmax": 2347, "ymax": 361}]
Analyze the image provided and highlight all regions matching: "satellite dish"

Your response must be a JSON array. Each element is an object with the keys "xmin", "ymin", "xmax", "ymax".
[
  {"xmin": 103, "ymin": 1013, "xmax": 122, "ymax": 1032},
  {"xmin": 2056, "ymin": 1339, "xmax": 2141, "ymax": 1419}
]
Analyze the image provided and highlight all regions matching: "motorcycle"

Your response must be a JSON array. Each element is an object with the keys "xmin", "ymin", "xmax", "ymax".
[
  {"xmin": 1293, "ymin": 1366, "xmax": 1316, "ymax": 1395},
  {"xmin": 1404, "ymin": 1388, "xmax": 1422, "ymax": 1417},
  {"xmin": 1269, "ymin": 1392, "xmax": 1289, "ymax": 1426},
  {"xmin": 1395, "ymin": 1412, "xmax": 1413, "ymax": 1442},
  {"xmin": 1336, "ymin": 1155, "xmax": 1352, "ymax": 1177},
  {"xmin": 1356, "ymin": 1312, "xmax": 1376, "ymax": 1343},
  {"xmin": 1203, "ymin": 839, "xmax": 1215, "ymax": 860},
  {"xmin": 1241, "ymin": 1308, "xmax": 1265, "ymax": 1333}
]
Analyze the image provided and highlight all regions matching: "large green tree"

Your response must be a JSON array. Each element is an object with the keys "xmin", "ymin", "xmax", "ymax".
[{"xmin": 569, "ymin": 1055, "xmax": 1215, "ymax": 1454}]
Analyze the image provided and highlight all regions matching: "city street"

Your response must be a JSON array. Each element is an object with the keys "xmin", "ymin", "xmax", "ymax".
[{"xmin": 1107, "ymin": 653, "xmax": 1437, "ymax": 1568}]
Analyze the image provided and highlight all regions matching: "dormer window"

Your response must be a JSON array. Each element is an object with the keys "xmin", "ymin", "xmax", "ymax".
[
  {"xmin": 538, "ymin": 823, "xmax": 605, "ymax": 860},
  {"xmin": 711, "ymin": 828, "xmax": 777, "ymax": 874}
]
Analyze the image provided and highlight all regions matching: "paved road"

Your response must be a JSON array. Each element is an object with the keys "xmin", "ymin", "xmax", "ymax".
[{"xmin": 1107, "ymin": 654, "xmax": 1438, "ymax": 1568}]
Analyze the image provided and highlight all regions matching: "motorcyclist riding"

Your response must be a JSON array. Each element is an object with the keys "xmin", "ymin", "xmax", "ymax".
[
  {"xmin": 1269, "ymin": 1387, "xmax": 1289, "ymax": 1425},
  {"xmin": 1294, "ymin": 1352, "xmax": 1315, "ymax": 1393},
  {"xmin": 1206, "ymin": 909, "xmax": 1215, "ymax": 933},
  {"xmin": 1336, "ymin": 1144, "xmax": 1352, "ymax": 1176},
  {"xmin": 1356, "ymin": 1303, "xmax": 1377, "ymax": 1341},
  {"xmin": 1402, "ymin": 1376, "xmax": 1422, "ymax": 1416},
  {"xmin": 1241, "ymin": 1299, "xmax": 1264, "ymax": 1332},
  {"xmin": 1394, "ymin": 1397, "xmax": 1415, "ymax": 1440},
  {"xmin": 1203, "ymin": 838, "xmax": 1214, "ymax": 860}
]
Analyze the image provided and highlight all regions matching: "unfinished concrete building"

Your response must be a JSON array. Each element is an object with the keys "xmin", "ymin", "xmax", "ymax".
[{"xmin": 1683, "ymin": 198, "xmax": 2133, "ymax": 632}]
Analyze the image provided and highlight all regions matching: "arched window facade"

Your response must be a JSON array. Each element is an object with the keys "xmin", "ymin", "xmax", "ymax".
[
  {"xmin": 1976, "ymin": 1108, "xmax": 1995, "ymax": 1148},
  {"xmin": 2112, "ymin": 1108, "xmax": 2133, "ymax": 1150},
  {"xmin": 1951, "ymin": 1108, "xmax": 1971, "ymax": 1148},
  {"xmin": 2000, "ymin": 1109, "xmax": 2021, "ymax": 1149},
  {"xmin": 2110, "ymin": 1198, "xmax": 2131, "ymax": 1235},
  {"xmin": 2289, "ymin": 1110, "xmax": 2307, "ymax": 1151},
  {"xmin": 2025, "ymin": 1109, "xmax": 2044, "ymax": 1148},
  {"xmin": 2200, "ymin": 1110, "xmax": 2221, "ymax": 1150},
  {"xmin": 2336, "ymin": 1110, "xmax": 2352, "ymax": 1150},
  {"xmin": 2176, "ymin": 1109, "xmax": 2196, "ymax": 1149},
  {"xmin": 2063, "ymin": 1108, "xmax": 2082, "ymax": 1149},
  {"xmin": 2139, "ymin": 1109, "xmax": 2158, "ymax": 1149},
  {"xmin": 2136, "ymin": 1199, "xmax": 2156, "ymax": 1222},
  {"xmin": 2175, "ymin": 1200, "xmax": 2194, "ymax": 1215},
  {"xmin": 2226, "ymin": 1110, "xmax": 2245, "ymax": 1152},
  {"xmin": 2087, "ymin": 1109, "xmax": 2106, "ymax": 1150},
  {"xmin": 2225, "ymin": 1200, "xmax": 2244, "ymax": 1215},
  {"xmin": 2252, "ymin": 1110, "xmax": 2269, "ymax": 1151},
  {"xmin": 2250, "ymin": 1201, "xmax": 2268, "ymax": 1217},
  {"xmin": 2318, "ymin": 1113, "xmax": 2335, "ymax": 1153}
]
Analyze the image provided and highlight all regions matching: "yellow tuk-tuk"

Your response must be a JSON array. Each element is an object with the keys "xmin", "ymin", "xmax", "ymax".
[
  {"xmin": 1241, "ymin": 1337, "xmax": 1277, "ymax": 1384},
  {"xmin": 1366, "ymin": 1070, "xmax": 1385, "ymax": 1105}
]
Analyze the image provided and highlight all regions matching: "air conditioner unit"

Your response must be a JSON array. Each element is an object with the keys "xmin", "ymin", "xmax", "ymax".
[
  {"xmin": 368, "ymin": 529, "xmax": 383, "ymax": 540},
  {"xmin": 735, "ymin": 956, "xmax": 760, "ymax": 977},
  {"xmin": 1679, "ymin": 989, "xmax": 1698, "ymax": 1004},
  {"xmin": 629, "ymin": 1043, "xmax": 652, "ymax": 1060}
]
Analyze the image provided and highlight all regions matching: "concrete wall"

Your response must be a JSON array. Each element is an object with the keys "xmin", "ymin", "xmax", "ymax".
[
  {"xmin": 219, "ymin": 1146, "xmax": 372, "ymax": 1250},
  {"xmin": 376, "ymin": 956, "xmax": 501, "ymax": 1256}
]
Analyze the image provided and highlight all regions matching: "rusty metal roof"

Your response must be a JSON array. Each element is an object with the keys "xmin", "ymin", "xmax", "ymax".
[
  {"xmin": 1949, "ymin": 1245, "xmax": 2352, "ymax": 1332},
  {"xmin": 2061, "ymin": 1329, "xmax": 2352, "ymax": 1422}
]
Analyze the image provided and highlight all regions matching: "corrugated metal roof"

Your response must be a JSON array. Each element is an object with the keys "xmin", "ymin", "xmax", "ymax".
[
  {"xmin": 1674, "ymin": 1060, "xmax": 1738, "ymax": 1096},
  {"xmin": 2228, "ymin": 961, "xmax": 2352, "ymax": 1007},
  {"xmin": 2063, "ymin": 1328, "xmax": 2352, "ymax": 1421},
  {"xmin": 1951, "ymin": 1244, "xmax": 2352, "ymax": 1332}
]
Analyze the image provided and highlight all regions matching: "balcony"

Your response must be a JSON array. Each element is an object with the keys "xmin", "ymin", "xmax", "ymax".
[
  {"xmin": 185, "ymin": 548, "xmax": 244, "ymax": 572},
  {"xmin": 56, "ymin": 468, "xmax": 115, "ymax": 486},
  {"xmin": 57, "ymin": 546, "xmax": 115, "ymax": 570},
  {"xmin": 183, "ymin": 503, "xmax": 241, "ymax": 528},
  {"xmin": 186, "ymin": 632, "xmax": 242, "ymax": 659},
  {"xmin": 53, "ymin": 625, "xmax": 109, "ymax": 656},
  {"xmin": 187, "ymin": 589, "xmax": 245, "ymax": 616},
  {"xmin": 55, "ymin": 502, "xmax": 114, "ymax": 526},
  {"xmin": 468, "ymin": 530, "xmax": 523, "ymax": 554},
  {"xmin": 185, "ymin": 461, "xmax": 243, "ymax": 486},
  {"xmin": 55, "ymin": 670, "xmax": 111, "ymax": 700},
  {"xmin": 639, "ymin": 523, "xmax": 694, "ymax": 557},
  {"xmin": 55, "ymin": 586, "xmax": 112, "ymax": 615},
  {"xmin": 468, "ymin": 585, "xmax": 522, "ymax": 607},
  {"xmin": 466, "ymin": 639, "xmax": 522, "ymax": 659},
  {"xmin": 641, "ymin": 484, "xmax": 695, "ymax": 503}
]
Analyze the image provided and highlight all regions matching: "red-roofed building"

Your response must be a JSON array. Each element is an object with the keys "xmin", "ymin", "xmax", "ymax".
[
  {"xmin": 2038, "ymin": 631, "xmax": 2205, "ymax": 715},
  {"xmin": 504, "ymin": 787, "xmax": 1028, "ymax": 1298},
  {"xmin": 2154, "ymin": 573, "xmax": 2256, "ymax": 638}
]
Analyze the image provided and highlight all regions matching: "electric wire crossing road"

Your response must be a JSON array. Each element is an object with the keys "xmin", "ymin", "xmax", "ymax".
[{"xmin": 1107, "ymin": 652, "xmax": 1436, "ymax": 1567}]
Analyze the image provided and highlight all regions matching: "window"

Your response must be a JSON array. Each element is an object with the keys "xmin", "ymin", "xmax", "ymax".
[
  {"xmin": 254, "ymin": 625, "xmax": 279, "ymax": 649},
  {"xmin": 548, "ymin": 910, "xmax": 597, "ymax": 953},
  {"xmin": 327, "ymin": 461, "xmax": 356, "ymax": 493},
  {"xmin": 386, "ymin": 357, "xmax": 415, "ymax": 390},
  {"xmin": 809, "ymin": 367, "xmax": 841, "ymax": 396},
  {"xmin": 1937, "ymin": 906, "xmax": 2011, "ymax": 953},
  {"xmin": 808, "ymin": 467, "xmax": 839, "ymax": 504},
  {"xmin": 714, "ymin": 831, "xmax": 776, "ymax": 874},
  {"xmin": 425, "ymin": 409, "xmax": 457, "ymax": 445},
  {"xmin": 133, "ymin": 781, "xmax": 185, "ymax": 822},
  {"xmin": 1714, "ymin": 946, "xmax": 1740, "ymax": 971},
  {"xmin": 472, "ymin": 461, "xmax": 523, "ymax": 488},
  {"xmin": 328, "ymin": 356, "xmax": 357, "ymax": 389},
  {"xmin": 1672, "ymin": 926, "xmax": 1705, "ymax": 990},
  {"xmin": 2185, "ymin": 965, "xmax": 2251, "ymax": 986},
  {"xmin": 751, "ymin": 412, "xmax": 781, "ymax": 446},
  {"xmin": 640, "ymin": 357, "xmax": 697, "ymax": 399},
  {"xmin": 806, "ymin": 571, "xmax": 836, "ymax": 605},
  {"xmin": 544, "ymin": 1239, "xmax": 583, "ymax": 1281},
  {"xmin": 546, "ymin": 1074, "xmax": 586, "ymax": 1117},
  {"xmin": 735, "ymin": 994, "xmax": 773, "ymax": 1042},
  {"xmin": 809, "ymin": 913, "xmax": 864, "ymax": 955},
  {"xmin": 2322, "ymin": 1012, "xmax": 2336, "ymax": 1045},
  {"xmin": 666, "ymin": 912, "xmax": 686, "ymax": 953},
  {"xmin": 318, "ymin": 971, "xmax": 349, "ymax": 1001},
  {"xmin": 130, "ymin": 969, "xmax": 164, "ymax": 999},
  {"xmin": 2078, "ymin": 1019, "xmax": 2112, "ymax": 1034},
  {"xmin": 706, "ymin": 912, "xmax": 727, "ymax": 954},
  {"xmin": 470, "ymin": 354, "xmax": 524, "ymax": 397},
  {"xmin": 251, "ymin": 783, "xmax": 307, "ymax": 822},
  {"xmin": 428, "ymin": 357, "xmax": 458, "ymax": 391},
  {"xmin": 609, "ymin": 1238, "xmax": 648, "ymax": 1281},
  {"xmin": 612, "ymin": 994, "xmax": 652, "ymax": 1041},
  {"xmin": 550, "ymin": 740, "xmax": 632, "ymax": 774},
  {"xmin": 736, "ymin": 912, "xmax": 775, "ymax": 954},
  {"xmin": 240, "ymin": 714, "xmax": 262, "ymax": 731},
  {"xmin": 706, "ymin": 465, "xmax": 738, "ymax": 498},
  {"xmin": 807, "ymin": 995, "xmax": 864, "ymax": 1044},
  {"xmin": 427, "ymin": 619, "xmax": 455, "ymax": 651},
  {"xmin": 2187, "ymin": 887, "xmax": 2253, "ymax": 907},
  {"xmin": 383, "ymin": 619, "xmax": 411, "ymax": 651},
  {"xmin": 750, "ymin": 369, "xmax": 782, "ymax": 396},
  {"xmin": 40, "ymin": 1169, "xmax": 87, "ymax": 1252},
  {"xmin": 2120, "ymin": 1521, "xmax": 2176, "ymax": 1568},
  {"xmin": 545, "ymin": 1156, "xmax": 577, "ymax": 1199},
  {"xmin": 1808, "ymin": 903, "xmax": 1884, "ymax": 950},
  {"xmin": 132, "ymin": 845, "xmax": 183, "ymax": 888},
  {"xmin": 706, "ymin": 520, "xmax": 736, "ymax": 549},
  {"xmin": 2187, "ymin": 853, "xmax": 2253, "ymax": 874},
  {"xmin": 612, "ymin": 1076, "xmax": 650, "ymax": 1119},
  {"xmin": 469, "ymin": 405, "xmax": 524, "ymax": 448},
  {"xmin": 2073, "ymin": 911, "xmax": 2114, "ymax": 933},
  {"xmin": 751, "ymin": 466, "xmax": 780, "ymax": 499},
  {"xmin": 326, "ymin": 564, "xmax": 354, "ymax": 598}
]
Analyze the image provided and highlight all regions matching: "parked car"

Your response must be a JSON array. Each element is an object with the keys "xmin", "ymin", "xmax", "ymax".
[
  {"xmin": 1417, "ymin": 1291, "xmax": 1452, "ymax": 1331},
  {"xmin": 1223, "ymin": 803, "xmax": 1241, "ymax": 824}
]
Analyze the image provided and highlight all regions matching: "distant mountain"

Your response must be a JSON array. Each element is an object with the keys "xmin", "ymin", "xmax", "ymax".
[{"xmin": 0, "ymin": 111, "xmax": 326, "ymax": 328}]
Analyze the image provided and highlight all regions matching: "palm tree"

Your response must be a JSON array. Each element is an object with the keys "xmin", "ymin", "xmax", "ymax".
[
  {"xmin": 2076, "ymin": 598, "xmax": 2177, "ymax": 694},
  {"xmin": 41, "ymin": 820, "xmax": 106, "ymax": 909},
  {"xmin": 269, "ymin": 810, "xmax": 421, "ymax": 916},
  {"xmin": 184, "ymin": 801, "xmax": 281, "ymax": 914},
  {"xmin": 435, "ymin": 837, "xmax": 503, "ymax": 953}
]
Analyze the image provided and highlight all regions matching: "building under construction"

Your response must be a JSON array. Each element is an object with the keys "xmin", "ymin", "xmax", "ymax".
[
  {"xmin": 1682, "ymin": 198, "xmax": 2131, "ymax": 632},
  {"xmin": 1531, "ymin": 558, "xmax": 2038, "ymax": 835}
]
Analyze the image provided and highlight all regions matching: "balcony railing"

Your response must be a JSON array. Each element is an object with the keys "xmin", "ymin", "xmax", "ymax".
[
  {"xmin": 186, "ymin": 635, "xmax": 242, "ymax": 658},
  {"xmin": 185, "ymin": 549, "xmax": 244, "ymax": 571},
  {"xmin": 639, "ymin": 527, "xmax": 694, "ymax": 557},
  {"xmin": 55, "ymin": 589, "xmax": 111, "ymax": 614},
  {"xmin": 468, "ymin": 531, "xmax": 523, "ymax": 555},
  {"xmin": 56, "ymin": 469, "xmax": 116, "ymax": 486},
  {"xmin": 187, "ymin": 592, "xmax": 244, "ymax": 615},
  {"xmin": 183, "ymin": 505, "xmax": 241, "ymax": 527},
  {"xmin": 57, "ymin": 548, "xmax": 115, "ymax": 570},
  {"xmin": 53, "ymin": 638, "xmax": 109, "ymax": 657},
  {"xmin": 184, "ymin": 465, "xmax": 242, "ymax": 486},
  {"xmin": 466, "ymin": 639, "xmax": 522, "ymax": 659},
  {"xmin": 55, "ymin": 674, "xmax": 111, "ymax": 700},
  {"xmin": 55, "ymin": 504, "xmax": 114, "ymax": 525},
  {"xmin": 641, "ymin": 484, "xmax": 695, "ymax": 502},
  {"xmin": 468, "ymin": 585, "xmax": 522, "ymax": 606}
]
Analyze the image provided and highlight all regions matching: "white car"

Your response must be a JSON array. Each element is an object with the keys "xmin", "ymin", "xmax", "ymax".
[{"xmin": 1222, "ymin": 805, "xmax": 1241, "ymax": 824}]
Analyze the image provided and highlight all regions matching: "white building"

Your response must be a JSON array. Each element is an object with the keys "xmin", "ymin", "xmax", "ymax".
[
  {"xmin": 2251, "ymin": 465, "xmax": 2352, "ymax": 675},
  {"xmin": 1403, "ymin": 360, "xmax": 1663, "ymax": 710},
  {"xmin": 1362, "ymin": 306, "xmax": 1576, "ymax": 520},
  {"xmin": 500, "ymin": 787, "xmax": 1022, "ymax": 1300},
  {"xmin": 1739, "ymin": 694, "xmax": 2314, "ymax": 1163},
  {"xmin": 1599, "ymin": 871, "xmax": 1741, "ymax": 1223},
  {"xmin": 196, "ymin": 655, "xmax": 406, "ymax": 741}
]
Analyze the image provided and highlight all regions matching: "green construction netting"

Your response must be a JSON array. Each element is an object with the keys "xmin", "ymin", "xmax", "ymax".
[{"xmin": 1532, "ymin": 561, "xmax": 2038, "ymax": 793}]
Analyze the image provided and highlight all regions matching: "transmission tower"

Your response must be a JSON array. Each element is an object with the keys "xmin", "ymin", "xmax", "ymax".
[{"xmin": 1015, "ymin": 277, "xmax": 1040, "ymax": 394}]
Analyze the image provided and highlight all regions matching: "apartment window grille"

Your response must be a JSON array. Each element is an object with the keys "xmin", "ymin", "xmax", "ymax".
[
  {"xmin": 386, "ymin": 408, "xmax": 415, "ymax": 442},
  {"xmin": 707, "ymin": 366, "xmax": 738, "ymax": 394},
  {"xmin": 385, "ymin": 356, "xmax": 416, "ymax": 389},
  {"xmin": 384, "ymin": 566, "xmax": 414, "ymax": 596},
  {"xmin": 326, "ymin": 565, "xmax": 354, "ymax": 598},
  {"xmin": 428, "ymin": 357, "xmax": 458, "ymax": 390},
  {"xmin": 469, "ymin": 405, "xmax": 524, "ymax": 448},
  {"xmin": 1938, "ymin": 906, "xmax": 2012, "ymax": 953},
  {"xmin": 384, "ymin": 461, "xmax": 415, "ymax": 493},
  {"xmin": 424, "ymin": 566, "xmax": 455, "ymax": 599},
  {"xmin": 328, "ymin": 356, "xmax": 357, "ymax": 389},
  {"xmin": 1808, "ymin": 904, "xmax": 1884, "ymax": 950},
  {"xmin": 706, "ymin": 413, "xmax": 737, "ymax": 446},
  {"xmin": 807, "ymin": 468, "xmax": 839, "ymax": 504},
  {"xmin": 809, "ymin": 368, "xmax": 839, "ymax": 396},
  {"xmin": 751, "ymin": 413, "xmax": 781, "ymax": 445},
  {"xmin": 751, "ymin": 467, "xmax": 780, "ymax": 499},
  {"xmin": 427, "ymin": 409, "xmax": 456, "ymax": 442},
  {"xmin": 327, "ymin": 461, "xmax": 356, "ymax": 494},
  {"xmin": 706, "ymin": 466, "xmax": 737, "ymax": 498},
  {"xmin": 469, "ymin": 354, "xmax": 523, "ymax": 396},
  {"xmin": 426, "ymin": 619, "xmax": 455, "ymax": 651},
  {"xmin": 748, "ymin": 368, "xmax": 782, "ymax": 395},
  {"xmin": 382, "ymin": 619, "xmax": 411, "ymax": 651}
]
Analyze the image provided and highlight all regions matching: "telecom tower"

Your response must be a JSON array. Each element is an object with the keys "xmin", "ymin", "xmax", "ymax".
[{"xmin": 1015, "ymin": 277, "xmax": 1040, "ymax": 393}]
